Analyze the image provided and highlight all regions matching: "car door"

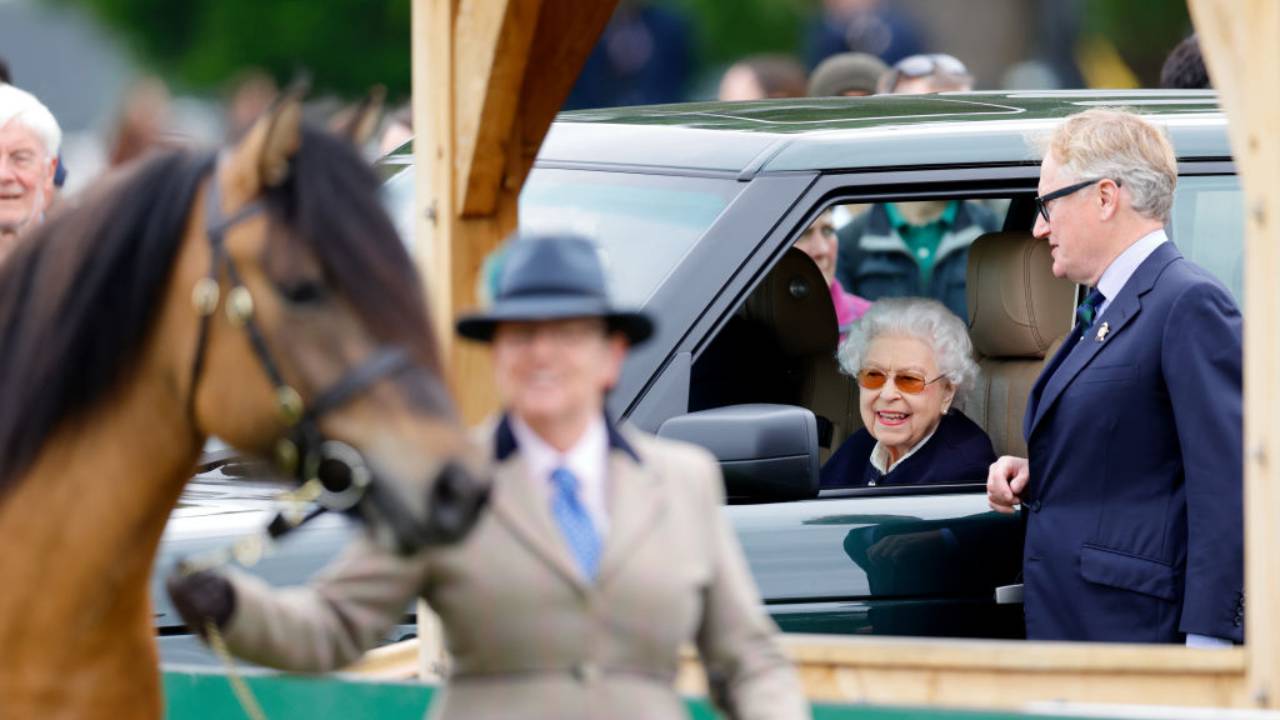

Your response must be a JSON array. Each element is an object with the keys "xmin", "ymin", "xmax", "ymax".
[{"xmin": 631, "ymin": 166, "xmax": 1047, "ymax": 639}]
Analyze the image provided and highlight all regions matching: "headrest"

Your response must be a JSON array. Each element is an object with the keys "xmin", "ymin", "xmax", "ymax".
[
  {"xmin": 966, "ymin": 232, "xmax": 1075, "ymax": 358},
  {"xmin": 744, "ymin": 248, "xmax": 838, "ymax": 357}
]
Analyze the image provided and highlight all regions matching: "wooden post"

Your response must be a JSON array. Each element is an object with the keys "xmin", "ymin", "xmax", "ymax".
[
  {"xmin": 412, "ymin": 0, "xmax": 618, "ymax": 425},
  {"xmin": 1188, "ymin": 0, "xmax": 1280, "ymax": 709}
]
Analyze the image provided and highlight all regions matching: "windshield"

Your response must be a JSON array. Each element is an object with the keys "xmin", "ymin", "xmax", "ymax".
[{"xmin": 380, "ymin": 164, "xmax": 740, "ymax": 307}]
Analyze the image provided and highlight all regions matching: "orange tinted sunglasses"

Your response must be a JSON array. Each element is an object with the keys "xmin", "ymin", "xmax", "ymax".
[{"xmin": 856, "ymin": 368, "xmax": 946, "ymax": 394}]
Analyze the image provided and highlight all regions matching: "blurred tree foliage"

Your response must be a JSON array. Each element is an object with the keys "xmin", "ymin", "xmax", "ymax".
[
  {"xmin": 52, "ymin": 0, "xmax": 817, "ymax": 100},
  {"xmin": 1082, "ymin": 0, "xmax": 1193, "ymax": 83},
  {"xmin": 51, "ymin": 0, "xmax": 412, "ymax": 98},
  {"xmin": 663, "ymin": 0, "xmax": 808, "ymax": 69}
]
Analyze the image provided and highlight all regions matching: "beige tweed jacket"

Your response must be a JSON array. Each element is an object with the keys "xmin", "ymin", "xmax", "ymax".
[{"xmin": 220, "ymin": 418, "xmax": 809, "ymax": 720}]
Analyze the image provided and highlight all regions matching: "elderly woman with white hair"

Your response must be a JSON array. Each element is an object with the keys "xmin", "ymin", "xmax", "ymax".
[{"xmin": 821, "ymin": 297, "xmax": 995, "ymax": 488}]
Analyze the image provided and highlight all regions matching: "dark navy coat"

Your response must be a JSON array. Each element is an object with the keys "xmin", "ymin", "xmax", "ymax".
[
  {"xmin": 820, "ymin": 411, "xmax": 995, "ymax": 488},
  {"xmin": 1021, "ymin": 241, "xmax": 1244, "ymax": 643}
]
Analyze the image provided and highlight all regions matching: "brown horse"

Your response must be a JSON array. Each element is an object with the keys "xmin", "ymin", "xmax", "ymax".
[{"xmin": 0, "ymin": 97, "xmax": 488, "ymax": 717}]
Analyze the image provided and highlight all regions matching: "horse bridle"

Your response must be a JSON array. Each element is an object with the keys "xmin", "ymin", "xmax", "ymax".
[{"xmin": 185, "ymin": 159, "xmax": 467, "ymax": 553}]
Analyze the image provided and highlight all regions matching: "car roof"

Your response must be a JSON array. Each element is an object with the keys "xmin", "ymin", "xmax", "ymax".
[{"xmin": 378, "ymin": 90, "xmax": 1230, "ymax": 178}]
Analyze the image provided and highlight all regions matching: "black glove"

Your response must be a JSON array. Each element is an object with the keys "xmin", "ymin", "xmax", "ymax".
[{"xmin": 165, "ymin": 566, "xmax": 236, "ymax": 638}]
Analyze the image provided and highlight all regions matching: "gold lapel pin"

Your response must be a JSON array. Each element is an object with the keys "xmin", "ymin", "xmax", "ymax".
[{"xmin": 1095, "ymin": 322, "xmax": 1110, "ymax": 342}]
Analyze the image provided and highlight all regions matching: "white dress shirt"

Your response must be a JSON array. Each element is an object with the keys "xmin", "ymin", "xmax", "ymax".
[
  {"xmin": 1094, "ymin": 228, "xmax": 1168, "ymax": 317},
  {"xmin": 509, "ymin": 414, "xmax": 611, "ymax": 537}
]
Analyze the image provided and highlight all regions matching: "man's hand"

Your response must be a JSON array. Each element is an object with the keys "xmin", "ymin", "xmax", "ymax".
[
  {"xmin": 987, "ymin": 455, "xmax": 1030, "ymax": 514},
  {"xmin": 166, "ymin": 566, "xmax": 236, "ymax": 638}
]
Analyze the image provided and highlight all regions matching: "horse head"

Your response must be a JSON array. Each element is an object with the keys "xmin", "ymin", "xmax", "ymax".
[{"xmin": 181, "ymin": 92, "xmax": 489, "ymax": 554}]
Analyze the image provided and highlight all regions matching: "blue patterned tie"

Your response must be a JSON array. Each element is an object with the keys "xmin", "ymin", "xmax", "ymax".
[
  {"xmin": 1075, "ymin": 288, "xmax": 1106, "ymax": 338},
  {"xmin": 549, "ymin": 467, "xmax": 601, "ymax": 581}
]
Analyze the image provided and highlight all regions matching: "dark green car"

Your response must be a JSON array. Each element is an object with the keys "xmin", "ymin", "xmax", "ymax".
[{"xmin": 157, "ymin": 90, "xmax": 1241, "ymax": 658}]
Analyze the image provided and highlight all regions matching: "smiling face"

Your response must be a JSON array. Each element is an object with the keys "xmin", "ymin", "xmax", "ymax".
[
  {"xmin": 858, "ymin": 334, "xmax": 955, "ymax": 463},
  {"xmin": 0, "ymin": 119, "xmax": 56, "ymax": 240},
  {"xmin": 492, "ymin": 317, "xmax": 628, "ymax": 448}
]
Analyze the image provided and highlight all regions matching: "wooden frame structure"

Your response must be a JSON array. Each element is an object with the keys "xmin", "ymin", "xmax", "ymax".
[{"xmin": 404, "ymin": 0, "xmax": 1280, "ymax": 711}]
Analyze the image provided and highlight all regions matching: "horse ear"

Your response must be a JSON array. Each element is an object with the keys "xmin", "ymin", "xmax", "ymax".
[
  {"xmin": 225, "ymin": 79, "xmax": 308, "ymax": 195},
  {"xmin": 257, "ymin": 81, "xmax": 307, "ymax": 187},
  {"xmin": 339, "ymin": 85, "xmax": 387, "ymax": 147}
]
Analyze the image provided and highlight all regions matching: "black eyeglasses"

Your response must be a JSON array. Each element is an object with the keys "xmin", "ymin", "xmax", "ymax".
[{"xmin": 1034, "ymin": 177, "xmax": 1120, "ymax": 223}]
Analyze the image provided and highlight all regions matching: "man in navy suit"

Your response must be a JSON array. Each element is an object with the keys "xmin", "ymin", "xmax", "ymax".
[{"xmin": 987, "ymin": 108, "xmax": 1244, "ymax": 645}]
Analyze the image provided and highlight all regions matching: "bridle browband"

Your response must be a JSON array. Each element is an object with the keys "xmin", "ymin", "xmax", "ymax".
[{"xmin": 184, "ymin": 158, "xmax": 465, "ymax": 553}]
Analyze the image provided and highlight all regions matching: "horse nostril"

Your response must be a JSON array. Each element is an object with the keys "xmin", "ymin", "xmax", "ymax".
[
  {"xmin": 426, "ymin": 461, "xmax": 489, "ymax": 543},
  {"xmin": 317, "ymin": 457, "xmax": 354, "ymax": 494}
]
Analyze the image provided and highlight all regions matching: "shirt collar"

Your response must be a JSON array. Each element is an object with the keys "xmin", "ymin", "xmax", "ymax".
[
  {"xmin": 494, "ymin": 412, "xmax": 640, "ymax": 463},
  {"xmin": 1096, "ymin": 228, "xmax": 1168, "ymax": 304},
  {"xmin": 508, "ymin": 413, "xmax": 608, "ymax": 488},
  {"xmin": 869, "ymin": 424, "xmax": 940, "ymax": 475}
]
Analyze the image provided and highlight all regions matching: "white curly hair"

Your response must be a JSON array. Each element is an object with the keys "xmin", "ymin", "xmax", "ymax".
[{"xmin": 837, "ymin": 297, "xmax": 979, "ymax": 393}]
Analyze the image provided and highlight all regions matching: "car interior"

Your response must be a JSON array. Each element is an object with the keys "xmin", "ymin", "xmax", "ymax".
[{"xmin": 688, "ymin": 194, "xmax": 1077, "ymax": 492}]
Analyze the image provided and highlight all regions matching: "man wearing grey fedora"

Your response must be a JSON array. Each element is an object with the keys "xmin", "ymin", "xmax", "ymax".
[{"xmin": 167, "ymin": 233, "xmax": 808, "ymax": 720}]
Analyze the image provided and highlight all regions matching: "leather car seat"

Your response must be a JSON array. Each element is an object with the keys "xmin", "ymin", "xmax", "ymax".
[
  {"xmin": 963, "ymin": 231, "xmax": 1076, "ymax": 457},
  {"xmin": 742, "ymin": 247, "xmax": 855, "ymax": 460}
]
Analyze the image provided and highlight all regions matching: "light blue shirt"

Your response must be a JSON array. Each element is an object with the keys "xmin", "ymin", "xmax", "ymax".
[{"xmin": 1094, "ymin": 228, "xmax": 1168, "ymax": 317}]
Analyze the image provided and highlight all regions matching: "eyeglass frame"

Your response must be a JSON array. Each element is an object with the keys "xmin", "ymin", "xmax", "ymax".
[
  {"xmin": 856, "ymin": 368, "xmax": 949, "ymax": 395},
  {"xmin": 1034, "ymin": 177, "xmax": 1122, "ymax": 224}
]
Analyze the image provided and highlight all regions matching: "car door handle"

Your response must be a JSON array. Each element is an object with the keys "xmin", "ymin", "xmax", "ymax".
[{"xmin": 995, "ymin": 583, "xmax": 1024, "ymax": 604}]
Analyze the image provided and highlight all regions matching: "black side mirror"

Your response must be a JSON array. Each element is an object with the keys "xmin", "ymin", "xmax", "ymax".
[{"xmin": 657, "ymin": 404, "xmax": 819, "ymax": 501}]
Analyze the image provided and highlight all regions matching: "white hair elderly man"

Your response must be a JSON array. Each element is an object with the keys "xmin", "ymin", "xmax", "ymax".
[
  {"xmin": 0, "ymin": 83, "xmax": 61, "ymax": 263},
  {"xmin": 988, "ymin": 108, "xmax": 1243, "ymax": 646}
]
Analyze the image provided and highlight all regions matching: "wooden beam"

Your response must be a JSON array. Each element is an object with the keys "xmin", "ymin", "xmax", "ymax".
[
  {"xmin": 413, "ymin": 0, "xmax": 617, "ymax": 424},
  {"xmin": 350, "ymin": 635, "xmax": 1249, "ymax": 709},
  {"xmin": 453, "ymin": 0, "xmax": 543, "ymax": 217},
  {"xmin": 1188, "ymin": 0, "xmax": 1280, "ymax": 710},
  {"xmin": 511, "ymin": 0, "xmax": 618, "ymax": 186}
]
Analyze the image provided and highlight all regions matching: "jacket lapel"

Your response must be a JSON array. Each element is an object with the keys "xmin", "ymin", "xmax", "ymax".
[
  {"xmin": 1027, "ymin": 242, "xmax": 1182, "ymax": 436},
  {"xmin": 484, "ymin": 419, "xmax": 590, "ymax": 591},
  {"xmin": 597, "ymin": 431, "xmax": 667, "ymax": 586}
]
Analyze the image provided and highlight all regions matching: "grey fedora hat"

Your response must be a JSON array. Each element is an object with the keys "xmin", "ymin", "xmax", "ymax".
[{"xmin": 455, "ymin": 233, "xmax": 654, "ymax": 344}]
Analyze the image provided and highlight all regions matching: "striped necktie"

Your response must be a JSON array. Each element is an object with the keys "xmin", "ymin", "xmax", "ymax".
[
  {"xmin": 1075, "ymin": 288, "xmax": 1106, "ymax": 338},
  {"xmin": 549, "ymin": 467, "xmax": 601, "ymax": 581}
]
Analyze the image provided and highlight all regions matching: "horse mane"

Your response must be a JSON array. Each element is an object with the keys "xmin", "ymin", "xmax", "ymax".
[
  {"xmin": 263, "ymin": 126, "xmax": 442, "ymax": 381},
  {"xmin": 0, "ymin": 125, "xmax": 442, "ymax": 493},
  {"xmin": 0, "ymin": 150, "xmax": 215, "ymax": 491}
]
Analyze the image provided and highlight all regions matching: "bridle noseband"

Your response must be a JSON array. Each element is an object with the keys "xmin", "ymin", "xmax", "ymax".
[{"xmin": 184, "ymin": 160, "xmax": 469, "ymax": 552}]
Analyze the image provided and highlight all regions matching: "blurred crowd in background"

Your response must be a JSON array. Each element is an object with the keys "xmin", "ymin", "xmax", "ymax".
[{"xmin": 0, "ymin": 0, "xmax": 1210, "ymax": 201}]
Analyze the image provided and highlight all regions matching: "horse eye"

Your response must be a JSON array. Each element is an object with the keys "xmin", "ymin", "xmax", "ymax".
[{"xmin": 279, "ymin": 279, "xmax": 329, "ymax": 305}]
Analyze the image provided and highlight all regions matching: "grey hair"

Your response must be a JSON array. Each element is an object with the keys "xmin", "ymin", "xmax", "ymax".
[
  {"xmin": 837, "ymin": 297, "xmax": 979, "ymax": 393},
  {"xmin": 0, "ymin": 83, "xmax": 61, "ymax": 158},
  {"xmin": 1034, "ymin": 108, "xmax": 1177, "ymax": 222}
]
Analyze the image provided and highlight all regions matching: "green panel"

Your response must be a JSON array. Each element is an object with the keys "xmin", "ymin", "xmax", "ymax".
[
  {"xmin": 164, "ymin": 668, "xmax": 434, "ymax": 719},
  {"xmin": 163, "ymin": 669, "xmax": 1129, "ymax": 720}
]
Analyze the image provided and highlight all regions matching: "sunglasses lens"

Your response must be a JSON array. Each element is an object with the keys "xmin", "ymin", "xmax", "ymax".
[
  {"xmin": 895, "ymin": 374, "xmax": 928, "ymax": 393},
  {"xmin": 858, "ymin": 369, "xmax": 888, "ymax": 390}
]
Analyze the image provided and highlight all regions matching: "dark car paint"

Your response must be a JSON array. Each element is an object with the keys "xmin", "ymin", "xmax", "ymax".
[{"xmin": 156, "ymin": 91, "xmax": 1234, "ymax": 663}]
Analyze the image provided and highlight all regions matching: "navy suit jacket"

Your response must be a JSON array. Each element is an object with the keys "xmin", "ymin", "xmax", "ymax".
[{"xmin": 1021, "ymin": 241, "xmax": 1244, "ymax": 643}]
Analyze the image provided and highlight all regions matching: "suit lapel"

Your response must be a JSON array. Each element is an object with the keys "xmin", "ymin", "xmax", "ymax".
[
  {"xmin": 487, "ymin": 453, "xmax": 590, "ymax": 591},
  {"xmin": 1027, "ymin": 242, "xmax": 1181, "ymax": 436},
  {"xmin": 597, "ymin": 440, "xmax": 668, "ymax": 586}
]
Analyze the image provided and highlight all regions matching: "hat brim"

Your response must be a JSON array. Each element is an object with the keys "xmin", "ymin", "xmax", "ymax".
[{"xmin": 456, "ymin": 295, "xmax": 654, "ymax": 345}]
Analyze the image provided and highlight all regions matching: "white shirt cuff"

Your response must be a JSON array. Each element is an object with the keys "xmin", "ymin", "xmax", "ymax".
[{"xmin": 1186, "ymin": 633, "xmax": 1233, "ymax": 648}]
